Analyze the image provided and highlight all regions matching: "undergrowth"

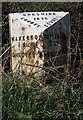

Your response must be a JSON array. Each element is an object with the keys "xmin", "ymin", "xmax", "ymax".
[{"xmin": 2, "ymin": 67, "xmax": 83, "ymax": 120}]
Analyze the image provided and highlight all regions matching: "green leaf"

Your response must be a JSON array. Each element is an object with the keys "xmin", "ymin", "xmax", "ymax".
[{"xmin": 15, "ymin": 112, "xmax": 32, "ymax": 120}]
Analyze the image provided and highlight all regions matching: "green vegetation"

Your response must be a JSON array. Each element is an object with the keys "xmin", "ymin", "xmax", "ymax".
[{"xmin": 2, "ymin": 69, "xmax": 83, "ymax": 120}]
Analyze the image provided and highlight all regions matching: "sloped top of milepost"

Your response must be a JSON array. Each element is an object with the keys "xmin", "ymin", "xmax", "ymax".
[{"xmin": 9, "ymin": 12, "xmax": 69, "ymax": 35}]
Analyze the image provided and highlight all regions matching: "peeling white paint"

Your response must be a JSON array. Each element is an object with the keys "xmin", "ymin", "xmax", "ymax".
[{"xmin": 9, "ymin": 12, "xmax": 70, "ymax": 74}]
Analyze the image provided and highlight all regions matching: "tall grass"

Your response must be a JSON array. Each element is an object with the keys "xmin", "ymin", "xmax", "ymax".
[{"xmin": 2, "ymin": 67, "xmax": 83, "ymax": 120}]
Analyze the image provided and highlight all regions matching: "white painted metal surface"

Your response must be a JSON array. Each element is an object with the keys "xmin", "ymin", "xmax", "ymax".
[
  {"xmin": 9, "ymin": 12, "xmax": 69, "ymax": 36},
  {"xmin": 9, "ymin": 12, "xmax": 70, "ymax": 74}
]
